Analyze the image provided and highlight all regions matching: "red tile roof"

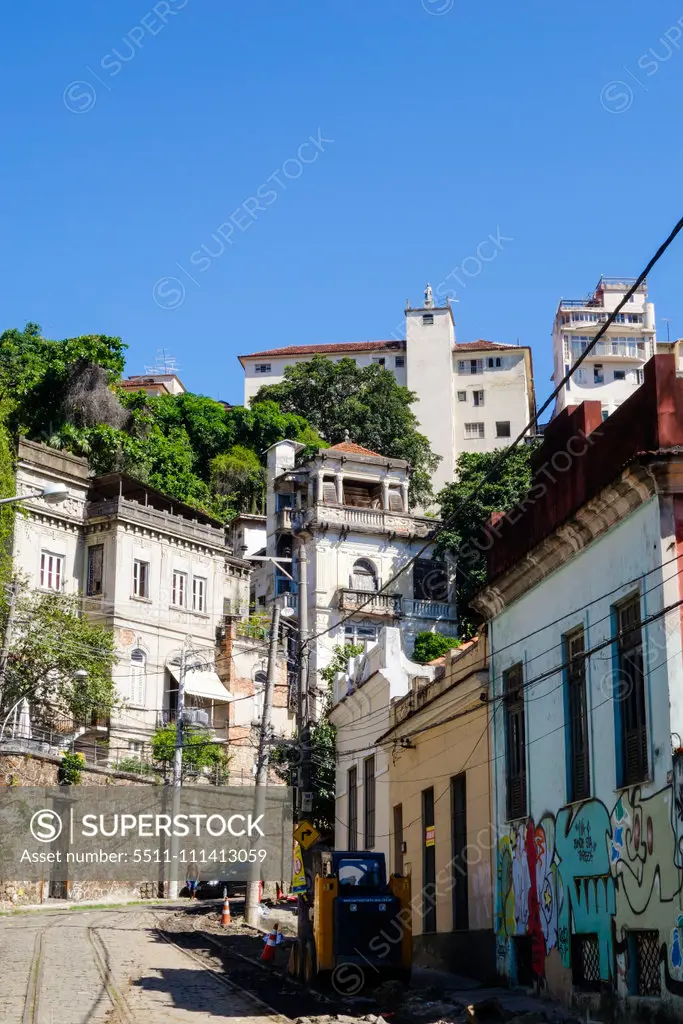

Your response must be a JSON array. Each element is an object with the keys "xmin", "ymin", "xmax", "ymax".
[
  {"xmin": 329, "ymin": 441, "xmax": 381, "ymax": 457},
  {"xmin": 453, "ymin": 340, "xmax": 517, "ymax": 351},
  {"xmin": 239, "ymin": 340, "xmax": 405, "ymax": 361}
]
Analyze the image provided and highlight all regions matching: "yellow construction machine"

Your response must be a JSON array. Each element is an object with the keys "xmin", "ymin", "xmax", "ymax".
[{"xmin": 288, "ymin": 849, "xmax": 412, "ymax": 987}]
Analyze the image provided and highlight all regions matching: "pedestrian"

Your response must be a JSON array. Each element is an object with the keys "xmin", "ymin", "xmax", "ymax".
[{"xmin": 186, "ymin": 860, "xmax": 199, "ymax": 900}]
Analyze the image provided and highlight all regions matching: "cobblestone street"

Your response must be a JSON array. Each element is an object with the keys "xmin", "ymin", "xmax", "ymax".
[{"xmin": 0, "ymin": 905, "xmax": 284, "ymax": 1024}]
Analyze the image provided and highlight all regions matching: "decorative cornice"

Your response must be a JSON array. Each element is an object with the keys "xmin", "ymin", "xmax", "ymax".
[{"xmin": 473, "ymin": 461, "xmax": 663, "ymax": 619}]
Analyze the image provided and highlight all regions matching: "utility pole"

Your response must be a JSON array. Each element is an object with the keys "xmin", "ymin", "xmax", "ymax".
[
  {"xmin": 297, "ymin": 543, "xmax": 311, "ymax": 818},
  {"xmin": 168, "ymin": 639, "xmax": 188, "ymax": 900},
  {"xmin": 245, "ymin": 602, "xmax": 280, "ymax": 926},
  {"xmin": 0, "ymin": 579, "xmax": 18, "ymax": 709}
]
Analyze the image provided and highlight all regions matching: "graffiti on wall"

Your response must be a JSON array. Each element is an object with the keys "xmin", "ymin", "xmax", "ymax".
[{"xmin": 495, "ymin": 773, "xmax": 683, "ymax": 995}]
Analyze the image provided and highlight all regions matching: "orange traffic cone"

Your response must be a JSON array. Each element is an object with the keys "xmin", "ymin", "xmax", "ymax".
[
  {"xmin": 220, "ymin": 895, "xmax": 231, "ymax": 926},
  {"xmin": 260, "ymin": 923, "xmax": 279, "ymax": 962}
]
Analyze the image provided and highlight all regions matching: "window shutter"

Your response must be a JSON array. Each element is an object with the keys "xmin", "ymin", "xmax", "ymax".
[
  {"xmin": 388, "ymin": 489, "xmax": 403, "ymax": 512},
  {"xmin": 322, "ymin": 481, "xmax": 337, "ymax": 504}
]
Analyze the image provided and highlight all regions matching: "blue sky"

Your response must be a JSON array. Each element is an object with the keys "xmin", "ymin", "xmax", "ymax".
[{"xmin": 2, "ymin": 1, "xmax": 683, "ymax": 405}]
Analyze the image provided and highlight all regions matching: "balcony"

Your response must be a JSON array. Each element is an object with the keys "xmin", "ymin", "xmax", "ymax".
[
  {"xmin": 403, "ymin": 599, "xmax": 457, "ymax": 622},
  {"xmin": 338, "ymin": 589, "xmax": 402, "ymax": 617},
  {"xmin": 293, "ymin": 503, "xmax": 434, "ymax": 540},
  {"xmin": 570, "ymin": 340, "xmax": 647, "ymax": 362}
]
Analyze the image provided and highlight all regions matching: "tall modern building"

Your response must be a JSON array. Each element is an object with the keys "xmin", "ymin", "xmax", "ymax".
[
  {"xmin": 552, "ymin": 277, "xmax": 656, "ymax": 419},
  {"xmin": 239, "ymin": 286, "xmax": 536, "ymax": 493}
]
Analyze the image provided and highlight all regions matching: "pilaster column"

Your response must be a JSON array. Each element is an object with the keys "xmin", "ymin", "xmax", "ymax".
[
  {"xmin": 335, "ymin": 472, "xmax": 344, "ymax": 504},
  {"xmin": 381, "ymin": 478, "xmax": 390, "ymax": 510},
  {"xmin": 401, "ymin": 481, "xmax": 409, "ymax": 512}
]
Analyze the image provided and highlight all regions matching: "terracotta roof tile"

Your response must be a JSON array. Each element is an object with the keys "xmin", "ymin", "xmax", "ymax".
[
  {"xmin": 329, "ymin": 441, "xmax": 382, "ymax": 457},
  {"xmin": 240, "ymin": 340, "xmax": 405, "ymax": 360},
  {"xmin": 453, "ymin": 340, "xmax": 517, "ymax": 351}
]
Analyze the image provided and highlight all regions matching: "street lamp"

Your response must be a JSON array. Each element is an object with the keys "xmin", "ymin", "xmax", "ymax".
[{"xmin": 0, "ymin": 482, "xmax": 70, "ymax": 507}]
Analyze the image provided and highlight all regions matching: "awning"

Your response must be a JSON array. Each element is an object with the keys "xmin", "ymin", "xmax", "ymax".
[{"xmin": 168, "ymin": 666, "xmax": 232, "ymax": 703}]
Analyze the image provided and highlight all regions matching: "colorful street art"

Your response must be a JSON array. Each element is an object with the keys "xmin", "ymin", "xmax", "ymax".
[{"xmin": 495, "ymin": 770, "xmax": 683, "ymax": 1000}]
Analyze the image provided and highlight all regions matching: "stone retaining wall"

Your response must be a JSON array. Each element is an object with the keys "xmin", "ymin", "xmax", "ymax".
[{"xmin": 0, "ymin": 748, "xmax": 163, "ymax": 908}]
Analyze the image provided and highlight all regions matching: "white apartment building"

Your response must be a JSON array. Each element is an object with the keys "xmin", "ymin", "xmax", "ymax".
[
  {"xmin": 239, "ymin": 286, "xmax": 536, "ymax": 493},
  {"xmin": 262, "ymin": 438, "xmax": 458, "ymax": 695},
  {"xmin": 10, "ymin": 439, "xmax": 259, "ymax": 764},
  {"xmin": 552, "ymin": 276, "xmax": 656, "ymax": 419}
]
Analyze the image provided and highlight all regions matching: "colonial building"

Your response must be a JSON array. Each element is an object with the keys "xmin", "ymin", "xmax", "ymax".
[
  {"xmin": 261, "ymin": 437, "xmax": 457, "ymax": 694},
  {"xmin": 8, "ymin": 439, "xmax": 295, "ymax": 770},
  {"xmin": 379, "ymin": 632, "xmax": 494, "ymax": 981},
  {"xmin": 552, "ymin": 276, "xmax": 657, "ymax": 420},
  {"xmin": 329, "ymin": 627, "xmax": 439, "ymax": 865},
  {"xmin": 239, "ymin": 286, "xmax": 536, "ymax": 492},
  {"xmin": 473, "ymin": 355, "xmax": 683, "ymax": 1015}
]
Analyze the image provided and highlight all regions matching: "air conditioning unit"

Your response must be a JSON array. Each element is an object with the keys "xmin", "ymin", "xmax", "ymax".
[{"xmin": 181, "ymin": 708, "xmax": 210, "ymax": 728}]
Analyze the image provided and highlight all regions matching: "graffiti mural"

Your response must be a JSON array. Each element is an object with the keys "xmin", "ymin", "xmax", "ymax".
[{"xmin": 495, "ymin": 773, "xmax": 683, "ymax": 998}]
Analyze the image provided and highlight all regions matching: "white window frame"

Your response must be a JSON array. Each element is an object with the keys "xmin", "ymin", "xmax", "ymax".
[
  {"xmin": 172, "ymin": 570, "xmax": 187, "ymax": 607},
  {"xmin": 344, "ymin": 621, "xmax": 378, "ymax": 644},
  {"xmin": 457, "ymin": 391, "xmax": 467, "ymax": 402},
  {"xmin": 464, "ymin": 422, "xmax": 485, "ymax": 439},
  {"xmin": 192, "ymin": 576, "xmax": 207, "ymax": 613},
  {"xmin": 40, "ymin": 551, "xmax": 64, "ymax": 592},
  {"xmin": 255, "ymin": 363, "xmax": 271, "ymax": 374},
  {"xmin": 473, "ymin": 390, "xmax": 484, "ymax": 407},
  {"xmin": 130, "ymin": 649, "xmax": 146, "ymax": 707},
  {"xmin": 133, "ymin": 559, "xmax": 150, "ymax": 599},
  {"xmin": 496, "ymin": 421, "xmax": 511, "ymax": 438},
  {"xmin": 395, "ymin": 356, "xmax": 405, "ymax": 368}
]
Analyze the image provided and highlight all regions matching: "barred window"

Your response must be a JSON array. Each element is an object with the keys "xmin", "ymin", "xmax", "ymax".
[{"xmin": 504, "ymin": 664, "xmax": 527, "ymax": 819}]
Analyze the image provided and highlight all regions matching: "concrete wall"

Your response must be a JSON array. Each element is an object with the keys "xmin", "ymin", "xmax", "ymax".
[
  {"xmin": 452, "ymin": 349, "xmax": 531, "ymax": 455},
  {"xmin": 406, "ymin": 305, "xmax": 456, "ymax": 492},
  {"xmin": 0, "ymin": 749, "xmax": 161, "ymax": 908}
]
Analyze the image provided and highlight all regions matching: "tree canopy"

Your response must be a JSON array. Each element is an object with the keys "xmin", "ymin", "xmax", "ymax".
[
  {"xmin": 437, "ymin": 445, "xmax": 537, "ymax": 635},
  {"xmin": 2, "ymin": 585, "xmax": 118, "ymax": 726},
  {"xmin": 252, "ymin": 356, "xmax": 439, "ymax": 507},
  {"xmin": 0, "ymin": 323, "xmax": 325, "ymax": 522},
  {"xmin": 412, "ymin": 631, "xmax": 461, "ymax": 665},
  {"xmin": 150, "ymin": 723, "xmax": 230, "ymax": 782}
]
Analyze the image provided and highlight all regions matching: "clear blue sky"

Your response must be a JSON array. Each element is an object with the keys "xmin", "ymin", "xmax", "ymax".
[{"xmin": 2, "ymin": 1, "xmax": 683, "ymax": 405}]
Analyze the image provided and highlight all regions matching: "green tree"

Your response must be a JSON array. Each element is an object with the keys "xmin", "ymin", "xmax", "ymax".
[
  {"xmin": 150, "ymin": 723, "xmax": 230, "ymax": 781},
  {"xmin": 413, "ymin": 631, "xmax": 461, "ymax": 664},
  {"xmin": 437, "ymin": 445, "xmax": 537, "ymax": 635},
  {"xmin": 252, "ymin": 356, "xmax": 439, "ymax": 506},
  {"xmin": 2, "ymin": 586, "xmax": 118, "ymax": 726},
  {"xmin": 0, "ymin": 323, "xmax": 126, "ymax": 439},
  {"xmin": 210, "ymin": 445, "xmax": 267, "ymax": 514}
]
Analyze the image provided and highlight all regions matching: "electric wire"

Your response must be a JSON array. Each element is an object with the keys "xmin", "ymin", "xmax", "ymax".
[{"xmin": 301, "ymin": 213, "xmax": 683, "ymax": 651}]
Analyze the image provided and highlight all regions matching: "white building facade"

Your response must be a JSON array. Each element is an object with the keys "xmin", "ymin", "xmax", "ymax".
[
  {"xmin": 10, "ymin": 439, "xmax": 256, "ymax": 765},
  {"xmin": 552, "ymin": 276, "xmax": 656, "ymax": 420},
  {"xmin": 262, "ymin": 438, "xmax": 458, "ymax": 696},
  {"xmin": 473, "ymin": 356, "xmax": 683, "ymax": 1015},
  {"xmin": 239, "ymin": 287, "xmax": 536, "ymax": 493}
]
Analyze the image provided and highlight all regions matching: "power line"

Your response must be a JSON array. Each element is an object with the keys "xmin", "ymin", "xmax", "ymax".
[{"xmin": 302, "ymin": 213, "xmax": 683, "ymax": 651}]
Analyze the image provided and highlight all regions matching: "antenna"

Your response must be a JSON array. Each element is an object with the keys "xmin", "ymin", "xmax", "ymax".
[
  {"xmin": 144, "ymin": 347, "xmax": 180, "ymax": 376},
  {"xmin": 663, "ymin": 318, "xmax": 673, "ymax": 343}
]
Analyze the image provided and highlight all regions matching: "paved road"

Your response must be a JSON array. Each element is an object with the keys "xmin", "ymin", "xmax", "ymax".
[{"xmin": 0, "ymin": 906, "xmax": 284, "ymax": 1024}]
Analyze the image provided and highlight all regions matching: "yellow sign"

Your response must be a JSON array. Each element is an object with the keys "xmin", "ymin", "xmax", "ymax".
[
  {"xmin": 294, "ymin": 819, "xmax": 321, "ymax": 850},
  {"xmin": 425, "ymin": 825, "xmax": 435, "ymax": 848},
  {"xmin": 291, "ymin": 841, "xmax": 307, "ymax": 893}
]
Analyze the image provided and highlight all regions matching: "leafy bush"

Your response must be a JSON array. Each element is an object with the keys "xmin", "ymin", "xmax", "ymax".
[
  {"xmin": 59, "ymin": 751, "xmax": 85, "ymax": 785},
  {"xmin": 413, "ymin": 631, "xmax": 461, "ymax": 665}
]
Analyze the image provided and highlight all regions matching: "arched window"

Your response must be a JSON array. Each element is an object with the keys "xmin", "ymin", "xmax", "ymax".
[
  {"xmin": 352, "ymin": 558, "xmax": 379, "ymax": 592},
  {"xmin": 130, "ymin": 649, "xmax": 146, "ymax": 706},
  {"xmin": 254, "ymin": 670, "xmax": 266, "ymax": 723}
]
